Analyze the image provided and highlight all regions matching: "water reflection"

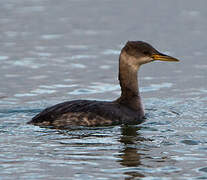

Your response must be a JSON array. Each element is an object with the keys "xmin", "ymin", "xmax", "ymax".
[
  {"xmin": 0, "ymin": 56, "xmax": 9, "ymax": 61},
  {"xmin": 118, "ymin": 126, "xmax": 145, "ymax": 179},
  {"xmin": 41, "ymin": 34, "xmax": 63, "ymax": 40}
]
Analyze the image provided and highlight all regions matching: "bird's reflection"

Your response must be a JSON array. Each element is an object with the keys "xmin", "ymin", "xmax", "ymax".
[{"xmin": 118, "ymin": 125, "xmax": 145, "ymax": 179}]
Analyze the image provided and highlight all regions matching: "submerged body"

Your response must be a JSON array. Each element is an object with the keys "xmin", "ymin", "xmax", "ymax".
[{"xmin": 29, "ymin": 41, "xmax": 179, "ymax": 128}]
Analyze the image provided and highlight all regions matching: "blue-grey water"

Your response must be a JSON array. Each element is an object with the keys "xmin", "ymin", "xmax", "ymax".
[{"xmin": 0, "ymin": 0, "xmax": 207, "ymax": 179}]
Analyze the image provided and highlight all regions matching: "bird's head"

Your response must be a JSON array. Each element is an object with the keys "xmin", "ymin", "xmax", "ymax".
[{"xmin": 121, "ymin": 41, "xmax": 179, "ymax": 68}]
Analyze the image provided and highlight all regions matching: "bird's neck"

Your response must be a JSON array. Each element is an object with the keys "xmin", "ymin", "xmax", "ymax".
[{"xmin": 116, "ymin": 52, "xmax": 144, "ymax": 115}]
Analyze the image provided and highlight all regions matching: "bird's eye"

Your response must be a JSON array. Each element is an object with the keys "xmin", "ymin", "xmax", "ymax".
[{"xmin": 143, "ymin": 51, "xmax": 148, "ymax": 55}]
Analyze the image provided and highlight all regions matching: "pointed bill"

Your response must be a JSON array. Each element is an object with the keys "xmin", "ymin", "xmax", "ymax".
[{"xmin": 152, "ymin": 53, "xmax": 180, "ymax": 62}]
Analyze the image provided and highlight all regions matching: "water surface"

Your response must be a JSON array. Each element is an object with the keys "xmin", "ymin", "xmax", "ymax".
[{"xmin": 0, "ymin": 0, "xmax": 207, "ymax": 179}]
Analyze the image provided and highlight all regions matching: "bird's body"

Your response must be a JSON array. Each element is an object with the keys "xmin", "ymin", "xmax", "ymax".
[
  {"xmin": 29, "ymin": 100, "xmax": 144, "ymax": 128},
  {"xmin": 29, "ymin": 41, "xmax": 179, "ymax": 128}
]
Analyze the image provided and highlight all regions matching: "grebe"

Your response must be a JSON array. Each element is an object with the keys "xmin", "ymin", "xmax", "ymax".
[{"xmin": 28, "ymin": 41, "xmax": 179, "ymax": 128}]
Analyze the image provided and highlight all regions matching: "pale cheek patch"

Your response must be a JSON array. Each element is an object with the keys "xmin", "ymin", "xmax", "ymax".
[
  {"xmin": 127, "ymin": 56, "xmax": 152, "ymax": 70},
  {"xmin": 127, "ymin": 56, "xmax": 140, "ymax": 71},
  {"xmin": 139, "ymin": 56, "xmax": 153, "ymax": 64}
]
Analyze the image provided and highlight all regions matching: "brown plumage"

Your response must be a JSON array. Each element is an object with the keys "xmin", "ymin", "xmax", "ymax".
[{"xmin": 28, "ymin": 41, "xmax": 179, "ymax": 128}]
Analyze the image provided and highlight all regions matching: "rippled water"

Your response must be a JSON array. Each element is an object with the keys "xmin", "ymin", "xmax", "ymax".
[{"xmin": 0, "ymin": 0, "xmax": 207, "ymax": 179}]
